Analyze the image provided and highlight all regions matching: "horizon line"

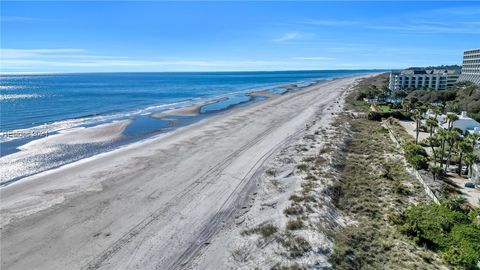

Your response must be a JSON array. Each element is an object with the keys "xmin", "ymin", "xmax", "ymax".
[{"xmin": 0, "ymin": 68, "xmax": 389, "ymax": 76}]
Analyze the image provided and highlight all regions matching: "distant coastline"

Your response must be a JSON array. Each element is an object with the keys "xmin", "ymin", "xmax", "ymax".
[{"xmin": 0, "ymin": 69, "xmax": 386, "ymax": 76}]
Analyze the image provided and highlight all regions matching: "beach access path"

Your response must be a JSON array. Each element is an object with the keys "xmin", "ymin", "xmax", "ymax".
[{"xmin": 0, "ymin": 75, "xmax": 369, "ymax": 270}]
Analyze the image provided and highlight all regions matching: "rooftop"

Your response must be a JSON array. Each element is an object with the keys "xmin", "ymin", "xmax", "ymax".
[
  {"xmin": 395, "ymin": 66, "xmax": 462, "ymax": 76},
  {"xmin": 400, "ymin": 68, "xmax": 461, "ymax": 76},
  {"xmin": 464, "ymin": 48, "xmax": 480, "ymax": 54}
]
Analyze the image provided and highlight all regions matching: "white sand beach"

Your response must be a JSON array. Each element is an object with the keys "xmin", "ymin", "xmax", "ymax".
[{"xmin": 0, "ymin": 75, "xmax": 371, "ymax": 270}]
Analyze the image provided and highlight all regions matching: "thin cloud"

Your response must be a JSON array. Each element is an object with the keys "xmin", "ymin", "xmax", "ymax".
[
  {"xmin": 368, "ymin": 6, "xmax": 480, "ymax": 35},
  {"xmin": 0, "ymin": 48, "xmax": 303, "ymax": 71},
  {"xmin": 369, "ymin": 22, "xmax": 480, "ymax": 34},
  {"xmin": 298, "ymin": 13, "xmax": 478, "ymax": 35},
  {"xmin": 1, "ymin": 16, "xmax": 38, "ymax": 22},
  {"xmin": 431, "ymin": 6, "xmax": 480, "ymax": 16},
  {"xmin": 2, "ymin": 58, "xmax": 215, "ymax": 68},
  {"xmin": 292, "ymin": 56, "xmax": 334, "ymax": 61},
  {"xmin": 1, "ymin": 49, "xmax": 87, "ymax": 59},
  {"xmin": 272, "ymin": 32, "xmax": 303, "ymax": 42},
  {"xmin": 300, "ymin": 19, "xmax": 359, "ymax": 26},
  {"xmin": 322, "ymin": 45, "xmax": 459, "ymax": 56}
]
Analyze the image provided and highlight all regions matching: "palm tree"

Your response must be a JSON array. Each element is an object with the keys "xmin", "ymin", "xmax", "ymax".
[
  {"xmin": 427, "ymin": 136, "xmax": 440, "ymax": 166},
  {"xmin": 429, "ymin": 165, "xmax": 443, "ymax": 182},
  {"xmin": 410, "ymin": 97, "xmax": 419, "ymax": 108},
  {"xmin": 446, "ymin": 112, "xmax": 459, "ymax": 130},
  {"xmin": 403, "ymin": 99, "xmax": 411, "ymax": 112},
  {"xmin": 464, "ymin": 152, "xmax": 480, "ymax": 178},
  {"xmin": 455, "ymin": 140, "xmax": 473, "ymax": 176},
  {"xmin": 446, "ymin": 130, "xmax": 461, "ymax": 171},
  {"xmin": 466, "ymin": 133, "xmax": 480, "ymax": 149},
  {"xmin": 432, "ymin": 105, "xmax": 442, "ymax": 119},
  {"xmin": 438, "ymin": 129, "xmax": 448, "ymax": 168},
  {"xmin": 412, "ymin": 106, "xmax": 427, "ymax": 144},
  {"xmin": 413, "ymin": 109, "xmax": 422, "ymax": 144},
  {"xmin": 426, "ymin": 117, "xmax": 438, "ymax": 137}
]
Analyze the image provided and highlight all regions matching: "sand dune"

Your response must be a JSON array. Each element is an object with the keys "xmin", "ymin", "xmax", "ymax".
[{"xmin": 0, "ymin": 75, "xmax": 371, "ymax": 270}]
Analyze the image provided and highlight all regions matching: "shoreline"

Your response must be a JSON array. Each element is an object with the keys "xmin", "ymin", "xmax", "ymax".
[
  {"xmin": 0, "ymin": 78, "xmax": 335, "ymax": 213},
  {"xmin": 151, "ymin": 98, "xmax": 227, "ymax": 118},
  {"xmin": 0, "ymin": 76, "xmax": 332, "ymax": 185},
  {"xmin": 0, "ymin": 74, "xmax": 375, "ymax": 270}
]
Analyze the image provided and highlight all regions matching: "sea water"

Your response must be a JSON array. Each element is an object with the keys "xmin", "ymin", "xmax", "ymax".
[{"xmin": 0, "ymin": 70, "xmax": 376, "ymax": 184}]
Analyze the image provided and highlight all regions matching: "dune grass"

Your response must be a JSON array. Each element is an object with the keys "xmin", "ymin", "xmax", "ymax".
[{"xmin": 329, "ymin": 118, "xmax": 450, "ymax": 270}]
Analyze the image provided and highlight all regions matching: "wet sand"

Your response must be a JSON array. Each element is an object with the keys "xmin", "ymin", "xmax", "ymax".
[
  {"xmin": 151, "ymin": 98, "xmax": 227, "ymax": 118},
  {"xmin": 246, "ymin": 91, "xmax": 281, "ymax": 98}
]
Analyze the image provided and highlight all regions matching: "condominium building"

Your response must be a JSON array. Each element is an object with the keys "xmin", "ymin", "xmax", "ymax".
[
  {"xmin": 459, "ymin": 48, "xmax": 480, "ymax": 85},
  {"xmin": 389, "ymin": 67, "xmax": 461, "ymax": 91}
]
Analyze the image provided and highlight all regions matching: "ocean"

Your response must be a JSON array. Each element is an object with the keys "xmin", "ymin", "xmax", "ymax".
[{"xmin": 0, "ymin": 70, "xmax": 376, "ymax": 184}]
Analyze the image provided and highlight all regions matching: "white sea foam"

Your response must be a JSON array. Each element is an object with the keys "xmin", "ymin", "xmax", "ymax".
[
  {"xmin": 0, "ymin": 85, "xmax": 21, "ymax": 91},
  {"xmin": 0, "ymin": 99, "xmax": 197, "ymax": 143},
  {"xmin": 0, "ymin": 94, "xmax": 42, "ymax": 101},
  {"xmin": 0, "ymin": 120, "xmax": 131, "ymax": 184}
]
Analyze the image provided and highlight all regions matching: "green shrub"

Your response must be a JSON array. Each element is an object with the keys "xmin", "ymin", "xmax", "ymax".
[
  {"xmin": 328, "ymin": 182, "xmax": 343, "ymax": 207},
  {"xmin": 398, "ymin": 202, "xmax": 480, "ymax": 269},
  {"xmin": 304, "ymin": 174, "xmax": 317, "ymax": 181},
  {"xmin": 395, "ymin": 182, "xmax": 412, "ymax": 195},
  {"xmin": 444, "ymin": 195, "xmax": 467, "ymax": 213},
  {"xmin": 387, "ymin": 211, "xmax": 403, "ymax": 225},
  {"xmin": 296, "ymin": 164, "xmax": 309, "ymax": 172},
  {"xmin": 407, "ymin": 155, "xmax": 428, "ymax": 170},
  {"xmin": 271, "ymin": 263, "xmax": 303, "ymax": 270},
  {"xmin": 356, "ymin": 84, "xmax": 383, "ymax": 100},
  {"xmin": 442, "ymin": 224, "xmax": 480, "ymax": 269},
  {"xmin": 375, "ymin": 127, "xmax": 389, "ymax": 134},
  {"xmin": 403, "ymin": 143, "xmax": 429, "ymax": 170},
  {"xmin": 265, "ymin": 168, "xmax": 277, "ymax": 177},
  {"xmin": 403, "ymin": 143, "xmax": 428, "ymax": 157},
  {"xmin": 289, "ymin": 194, "xmax": 304, "ymax": 203},
  {"xmin": 302, "ymin": 156, "xmax": 315, "ymax": 162},
  {"xmin": 284, "ymin": 204, "xmax": 304, "ymax": 216},
  {"xmin": 368, "ymin": 111, "xmax": 411, "ymax": 121},
  {"xmin": 277, "ymin": 235, "xmax": 311, "ymax": 258},
  {"xmin": 368, "ymin": 111, "xmax": 382, "ymax": 121},
  {"xmin": 286, "ymin": 219, "xmax": 304, "ymax": 230},
  {"xmin": 241, "ymin": 224, "xmax": 278, "ymax": 238}
]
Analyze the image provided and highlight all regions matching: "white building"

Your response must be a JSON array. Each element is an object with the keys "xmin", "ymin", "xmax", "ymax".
[
  {"xmin": 442, "ymin": 111, "xmax": 480, "ymax": 134},
  {"xmin": 389, "ymin": 67, "xmax": 461, "ymax": 91},
  {"xmin": 459, "ymin": 48, "xmax": 480, "ymax": 85}
]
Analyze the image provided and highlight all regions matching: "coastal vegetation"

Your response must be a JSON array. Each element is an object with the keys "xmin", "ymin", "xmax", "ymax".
[
  {"xmin": 403, "ymin": 142, "xmax": 429, "ymax": 170},
  {"xmin": 396, "ymin": 198, "xmax": 480, "ymax": 269},
  {"xmin": 236, "ymin": 74, "xmax": 479, "ymax": 269},
  {"xmin": 241, "ymin": 224, "xmax": 278, "ymax": 238},
  {"xmin": 329, "ymin": 118, "xmax": 446, "ymax": 270},
  {"xmin": 357, "ymin": 76, "xmax": 480, "ymax": 124},
  {"xmin": 405, "ymin": 82, "xmax": 480, "ymax": 122},
  {"xmin": 346, "ymin": 73, "xmax": 389, "ymax": 111},
  {"xmin": 399, "ymin": 100, "xmax": 479, "ymax": 181},
  {"xmin": 356, "ymin": 74, "xmax": 480, "ymax": 183},
  {"xmin": 330, "ymin": 74, "xmax": 480, "ymax": 270}
]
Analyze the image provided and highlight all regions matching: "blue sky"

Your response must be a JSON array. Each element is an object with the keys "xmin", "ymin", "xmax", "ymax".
[{"xmin": 1, "ymin": 1, "xmax": 479, "ymax": 73}]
